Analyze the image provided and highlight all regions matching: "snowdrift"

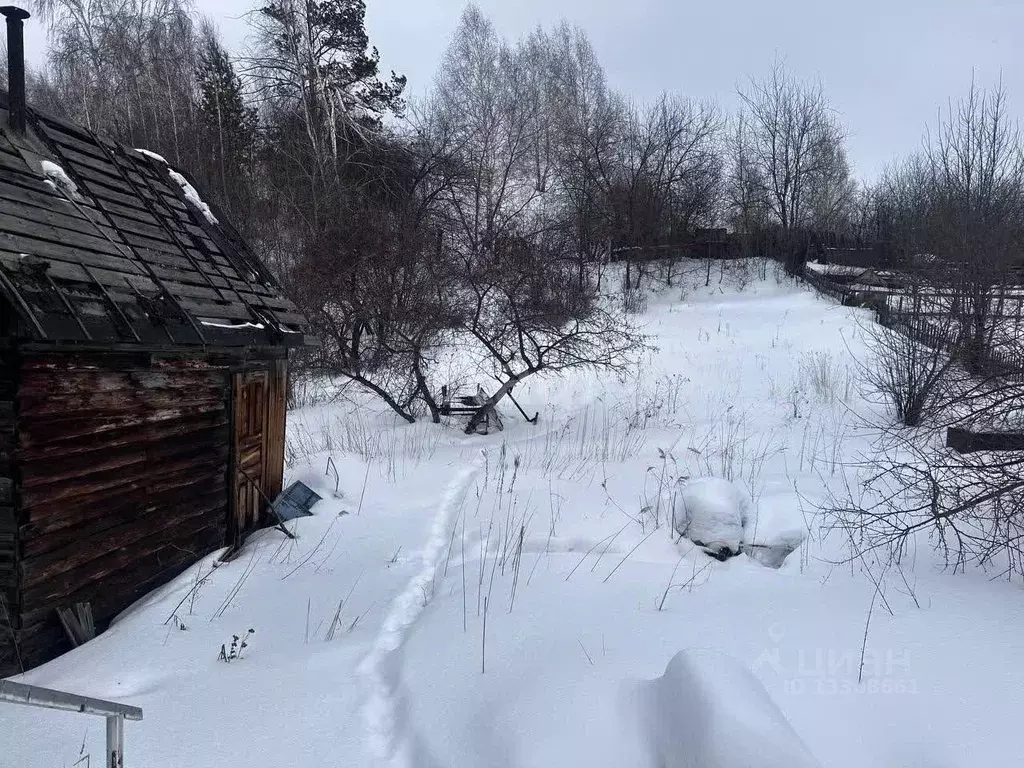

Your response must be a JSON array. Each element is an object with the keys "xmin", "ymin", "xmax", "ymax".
[{"xmin": 637, "ymin": 649, "xmax": 821, "ymax": 768}]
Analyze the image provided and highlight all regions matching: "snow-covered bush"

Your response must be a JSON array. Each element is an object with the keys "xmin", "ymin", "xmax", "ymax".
[{"xmin": 673, "ymin": 477, "xmax": 749, "ymax": 559}]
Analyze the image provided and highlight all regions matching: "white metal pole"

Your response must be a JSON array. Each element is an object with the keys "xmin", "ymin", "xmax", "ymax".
[{"xmin": 106, "ymin": 714, "xmax": 124, "ymax": 768}]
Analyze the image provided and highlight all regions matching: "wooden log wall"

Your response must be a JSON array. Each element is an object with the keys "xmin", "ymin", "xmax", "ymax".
[
  {"xmin": 13, "ymin": 352, "xmax": 232, "ymax": 670},
  {"xmin": 0, "ymin": 341, "xmax": 18, "ymax": 675}
]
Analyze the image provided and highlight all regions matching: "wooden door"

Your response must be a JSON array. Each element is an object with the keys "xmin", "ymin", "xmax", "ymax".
[{"xmin": 232, "ymin": 370, "xmax": 268, "ymax": 544}]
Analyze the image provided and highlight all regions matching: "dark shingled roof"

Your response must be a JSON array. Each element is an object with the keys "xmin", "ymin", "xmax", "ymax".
[{"xmin": 0, "ymin": 90, "xmax": 312, "ymax": 349}]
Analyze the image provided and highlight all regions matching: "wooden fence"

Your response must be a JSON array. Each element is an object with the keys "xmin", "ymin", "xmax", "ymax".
[{"xmin": 802, "ymin": 269, "xmax": 1024, "ymax": 380}]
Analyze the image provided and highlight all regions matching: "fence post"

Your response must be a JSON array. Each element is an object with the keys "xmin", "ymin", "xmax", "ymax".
[{"xmin": 106, "ymin": 713, "xmax": 125, "ymax": 768}]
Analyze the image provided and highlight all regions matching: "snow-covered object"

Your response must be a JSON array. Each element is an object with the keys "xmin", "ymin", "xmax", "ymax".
[
  {"xmin": 674, "ymin": 477, "xmax": 749, "ymax": 557},
  {"xmin": 804, "ymin": 261, "xmax": 867, "ymax": 278},
  {"xmin": 40, "ymin": 160, "xmax": 80, "ymax": 199},
  {"xmin": 742, "ymin": 495, "xmax": 807, "ymax": 568},
  {"xmin": 639, "ymin": 649, "xmax": 821, "ymax": 768},
  {"xmin": 134, "ymin": 147, "xmax": 168, "ymax": 164},
  {"xmin": 743, "ymin": 534, "xmax": 805, "ymax": 569},
  {"xmin": 168, "ymin": 169, "xmax": 219, "ymax": 225}
]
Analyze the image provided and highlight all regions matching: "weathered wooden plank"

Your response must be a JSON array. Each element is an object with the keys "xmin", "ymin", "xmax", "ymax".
[
  {"xmin": 0, "ymin": 249, "xmax": 154, "ymax": 300},
  {"xmin": 20, "ymin": 494, "xmax": 227, "ymax": 591},
  {"xmin": 20, "ymin": 434, "xmax": 227, "ymax": 490},
  {"xmin": 36, "ymin": 123, "xmax": 111, "ymax": 163},
  {"xmin": 178, "ymin": 297, "xmax": 258, "ymax": 322},
  {"xmin": 18, "ymin": 402, "xmax": 227, "ymax": 450},
  {"xmin": 186, "ymin": 248, "xmax": 238, "ymax": 275},
  {"xmin": 102, "ymin": 207, "xmax": 187, "ymax": 245},
  {"xmin": 90, "ymin": 194, "xmax": 164, "ymax": 229},
  {"xmin": 65, "ymin": 170, "xmax": 163, "ymax": 214},
  {"xmin": 20, "ymin": 473, "xmax": 227, "ymax": 544},
  {"xmin": 18, "ymin": 530, "xmax": 224, "ymax": 658},
  {"xmin": 0, "ymin": 200, "xmax": 199, "ymax": 279},
  {"xmin": 18, "ymin": 462, "xmax": 227, "ymax": 528},
  {"xmin": 18, "ymin": 419, "xmax": 227, "ymax": 483},
  {"xmin": 44, "ymin": 141, "xmax": 149, "ymax": 191},
  {"xmin": 0, "ymin": 208, "xmax": 140, "ymax": 260},
  {"xmin": 0, "ymin": 249, "xmax": 235, "ymax": 302},
  {"xmin": 0, "ymin": 508, "xmax": 16, "ymax": 533},
  {"xmin": 48, "ymin": 141, "xmax": 152, "ymax": 192},
  {"xmin": 20, "ymin": 511, "xmax": 226, "ymax": 611},
  {"xmin": 20, "ymin": 352, "xmax": 153, "ymax": 371},
  {"xmin": 0, "ymin": 148, "xmax": 32, "ymax": 176},
  {"xmin": 946, "ymin": 427, "xmax": 1024, "ymax": 454},
  {"xmin": 43, "ymin": 146, "xmax": 162, "ymax": 207},
  {"xmin": 34, "ymin": 114, "xmax": 106, "ymax": 151},
  {"xmin": 0, "ymin": 177, "xmax": 90, "ymax": 222},
  {"xmin": 19, "ymin": 381, "xmax": 225, "ymax": 414},
  {"xmin": 19, "ymin": 473, "xmax": 226, "ymax": 547},
  {"xmin": 267, "ymin": 310, "xmax": 309, "ymax": 327},
  {"xmin": 19, "ymin": 368, "xmax": 228, "ymax": 396},
  {"xmin": 20, "ymin": 441, "xmax": 222, "ymax": 496},
  {"xmin": 0, "ymin": 230, "xmax": 143, "ymax": 276},
  {"xmin": 18, "ymin": 520, "xmax": 224, "ymax": 639},
  {"xmin": 239, "ymin": 292, "xmax": 299, "ymax": 312}
]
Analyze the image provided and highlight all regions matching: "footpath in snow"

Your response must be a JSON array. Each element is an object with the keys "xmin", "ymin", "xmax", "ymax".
[{"xmin": 4, "ymin": 260, "xmax": 1024, "ymax": 768}]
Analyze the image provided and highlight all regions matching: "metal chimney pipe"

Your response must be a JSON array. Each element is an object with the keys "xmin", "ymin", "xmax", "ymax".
[{"xmin": 0, "ymin": 6, "xmax": 31, "ymax": 135}]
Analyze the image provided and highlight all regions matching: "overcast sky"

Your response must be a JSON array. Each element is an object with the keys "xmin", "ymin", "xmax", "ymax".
[{"xmin": 21, "ymin": 0, "xmax": 1024, "ymax": 181}]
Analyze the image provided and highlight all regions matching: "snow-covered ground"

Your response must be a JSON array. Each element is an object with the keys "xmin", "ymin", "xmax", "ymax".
[{"xmin": 5, "ymin": 260, "xmax": 1024, "ymax": 767}]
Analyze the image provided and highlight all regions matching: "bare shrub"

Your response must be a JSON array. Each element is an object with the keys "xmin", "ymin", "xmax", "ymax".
[
  {"xmin": 822, "ymin": 429, "xmax": 1024, "ymax": 579},
  {"xmin": 622, "ymin": 286, "xmax": 649, "ymax": 314},
  {"xmin": 853, "ymin": 314, "xmax": 958, "ymax": 427}
]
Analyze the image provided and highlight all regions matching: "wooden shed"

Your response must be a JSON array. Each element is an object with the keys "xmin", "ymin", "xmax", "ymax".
[{"xmin": 0, "ymin": 8, "xmax": 311, "ymax": 675}]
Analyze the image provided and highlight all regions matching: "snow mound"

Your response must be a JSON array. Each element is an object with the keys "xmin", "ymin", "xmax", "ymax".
[
  {"xmin": 674, "ymin": 477, "xmax": 749, "ymax": 558},
  {"xmin": 743, "ymin": 534, "xmax": 805, "ymax": 569},
  {"xmin": 40, "ymin": 160, "xmax": 80, "ymax": 199},
  {"xmin": 742, "ymin": 494, "xmax": 807, "ymax": 568},
  {"xmin": 638, "ymin": 649, "xmax": 821, "ymax": 768},
  {"xmin": 168, "ymin": 169, "xmax": 219, "ymax": 225}
]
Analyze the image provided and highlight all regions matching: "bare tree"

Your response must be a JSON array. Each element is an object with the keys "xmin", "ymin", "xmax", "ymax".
[
  {"xmin": 735, "ymin": 61, "xmax": 849, "ymax": 271},
  {"xmin": 427, "ymin": 7, "xmax": 647, "ymax": 430},
  {"xmin": 289, "ymin": 133, "xmax": 460, "ymax": 423},
  {"xmin": 875, "ymin": 81, "xmax": 1024, "ymax": 375},
  {"xmin": 923, "ymin": 82, "xmax": 1024, "ymax": 373},
  {"xmin": 431, "ymin": 6, "xmax": 549, "ymax": 264},
  {"xmin": 601, "ymin": 94, "xmax": 723, "ymax": 289},
  {"xmin": 725, "ymin": 112, "xmax": 769, "ymax": 254},
  {"xmin": 458, "ymin": 230, "xmax": 646, "ymax": 433},
  {"xmin": 32, "ymin": 0, "xmax": 203, "ymax": 165}
]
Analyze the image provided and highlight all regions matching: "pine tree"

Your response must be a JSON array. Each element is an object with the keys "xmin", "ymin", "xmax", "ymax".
[
  {"xmin": 195, "ymin": 32, "xmax": 257, "ymax": 217},
  {"xmin": 258, "ymin": 0, "xmax": 406, "ymax": 132}
]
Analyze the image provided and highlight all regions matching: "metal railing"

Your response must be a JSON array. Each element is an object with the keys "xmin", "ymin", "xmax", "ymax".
[{"xmin": 0, "ymin": 679, "xmax": 143, "ymax": 767}]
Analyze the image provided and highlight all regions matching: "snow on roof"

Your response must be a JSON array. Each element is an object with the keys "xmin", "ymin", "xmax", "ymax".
[
  {"xmin": 805, "ymin": 261, "xmax": 868, "ymax": 277},
  {"xmin": 134, "ymin": 148, "xmax": 168, "ymax": 164},
  {"xmin": 199, "ymin": 319, "xmax": 265, "ymax": 330},
  {"xmin": 40, "ymin": 160, "xmax": 81, "ymax": 200},
  {"xmin": 168, "ymin": 169, "xmax": 219, "ymax": 225}
]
